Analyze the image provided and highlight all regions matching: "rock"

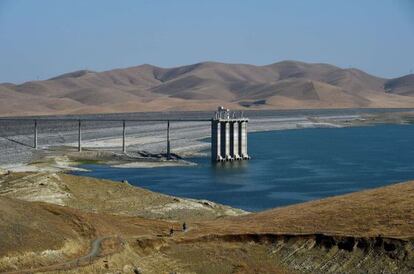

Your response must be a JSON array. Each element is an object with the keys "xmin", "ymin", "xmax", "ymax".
[
  {"xmin": 0, "ymin": 168, "xmax": 9, "ymax": 176},
  {"xmin": 203, "ymin": 201, "xmax": 212, "ymax": 207},
  {"xmin": 122, "ymin": 265, "xmax": 141, "ymax": 273},
  {"xmin": 122, "ymin": 264, "xmax": 133, "ymax": 273}
]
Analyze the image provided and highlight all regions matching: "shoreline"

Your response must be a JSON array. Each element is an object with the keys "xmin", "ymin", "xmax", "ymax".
[{"xmin": 1, "ymin": 109, "xmax": 414, "ymax": 172}]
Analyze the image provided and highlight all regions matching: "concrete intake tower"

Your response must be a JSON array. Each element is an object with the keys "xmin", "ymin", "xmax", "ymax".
[{"xmin": 211, "ymin": 107, "xmax": 250, "ymax": 162}]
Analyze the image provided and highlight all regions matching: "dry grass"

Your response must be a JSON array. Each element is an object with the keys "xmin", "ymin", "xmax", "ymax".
[
  {"xmin": 185, "ymin": 180, "xmax": 414, "ymax": 239},
  {"xmin": 0, "ymin": 239, "xmax": 86, "ymax": 272},
  {"xmin": 0, "ymin": 171, "xmax": 246, "ymax": 222},
  {"xmin": 162, "ymin": 241, "xmax": 292, "ymax": 274},
  {"xmin": 2, "ymin": 61, "xmax": 414, "ymax": 117},
  {"xmin": 46, "ymin": 242, "xmax": 190, "ymax": 274},
  {"xmin": 1, "ymin": 172, "xmax": 414, "ymax": 273},
  {"xmin": 0, "ymin": 197, "xmax": 179, "ymax": 272}
]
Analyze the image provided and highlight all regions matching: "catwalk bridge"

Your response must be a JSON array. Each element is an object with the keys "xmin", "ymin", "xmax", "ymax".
[{"xmin": 0, "ymin": 107, "xmax": 249, "ymax": 162}]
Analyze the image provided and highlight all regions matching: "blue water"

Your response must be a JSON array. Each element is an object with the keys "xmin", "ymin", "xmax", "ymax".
[{"xmin": 73, "ymin": 124, "xmax": 414, "ymax": 212}]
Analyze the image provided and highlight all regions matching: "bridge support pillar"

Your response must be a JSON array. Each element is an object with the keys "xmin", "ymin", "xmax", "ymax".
[
  {"xmin": 34, "ymin": 120, "xmax": 38, "ymax": 149},
  {"xmin": 239, "ymin": 121, "xmax": 249, "ymax": 159},
  {"xmin": 230, "ymin": 121, "xmax": 240, "ymax": 160},
  {"xmin": 122, "ymin": 120, "xmax": 126, "ymax": 154},
  {"xmin": 167, "ymin": 121, "xmax": 171, "ymax": 159},
  {"xmin": 33, "ymin": 120, "xmax": 37, "ymax": 149},
  {"xmin": 220, "ymin": 121, "xmax": 232, "ymax": 161},
  {"xmin": 211, "ymin": 120, "xmax": 223, "ymax": 161},
  {"xmin": 78, "ymin": 120, "xmax": 82, "ymax": 152}
]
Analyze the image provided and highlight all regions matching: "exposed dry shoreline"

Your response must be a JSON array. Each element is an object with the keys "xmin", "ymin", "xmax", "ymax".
[{"xmin": 1, "ymin": 108, "xmax": 414, "ymax": 172}]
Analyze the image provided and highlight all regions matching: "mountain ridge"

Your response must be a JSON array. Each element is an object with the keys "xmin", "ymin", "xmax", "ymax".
[{"xmin": 1, "ymin": 60, "xmax": 414, "ymax": 116}]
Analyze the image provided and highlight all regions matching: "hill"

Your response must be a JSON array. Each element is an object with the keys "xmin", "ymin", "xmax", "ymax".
[
  {"xmin": 1, "ymin": 61, "xmax": 414, "ymax": 116},
  {"xmin": 0, "ymin": 171, "xmax": 245, "ymax": 273},
  {"xmin": 1, "ymin": 172, "xmax": 414, "ymax": 273},
  {"xmin": 192, "ymin": 180, "xmax": 414, "ymax": 238},
  {"xmin": 171, "ymin": 180, "xmax": 414, "ymax": 273},
  {"xmin": 385, "ymin": 74, "xmax": 414, "ymax": 96}
]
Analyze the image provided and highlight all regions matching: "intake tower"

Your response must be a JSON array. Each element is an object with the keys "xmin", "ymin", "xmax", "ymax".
[{"xmin": 211, "ymin": 107, "xmax": 250, "ymax": 162}]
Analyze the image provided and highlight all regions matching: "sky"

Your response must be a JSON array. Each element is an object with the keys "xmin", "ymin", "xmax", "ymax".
[{"xmin": 0, "ymin": 0, "xmax": 413, "ymax": 83}]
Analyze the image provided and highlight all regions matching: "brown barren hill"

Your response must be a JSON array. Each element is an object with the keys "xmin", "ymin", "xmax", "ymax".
[
  {"xmin": 187, "ymin": 180, "xmax": 414, "ymax": 239},
  {"xmin": 0, "ymin": 195, "xmax": 176, "ymax": 272},
  {"xmin": 2, "ymin": 61, "xmax": 414, "ymax": 116},
  {"xmin": 385, "ymin": 74, "xmax": 414, "ymax": 96},
  {"xmin": 1, "ymin": 174, "xmax": 414, "ymax": 273}
]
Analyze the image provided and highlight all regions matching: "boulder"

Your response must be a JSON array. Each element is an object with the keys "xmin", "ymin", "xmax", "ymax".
[{"xmin": 0, "ymin": 168, "xmax": 9, "ymax": 176}]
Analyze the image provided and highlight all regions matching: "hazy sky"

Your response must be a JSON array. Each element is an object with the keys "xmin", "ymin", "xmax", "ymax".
[{"xmin": 0, "ymin": 0, "xmax": 413, "ymax": 83}]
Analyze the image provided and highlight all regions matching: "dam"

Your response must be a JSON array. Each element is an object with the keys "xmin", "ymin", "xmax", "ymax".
[
  {"xmin": 211, "ymin": 107, "xmax": 250, "ymax": 162},
  {"xmin": 0, "ymin": 107, "xmax": 249, "ymax": 162}
]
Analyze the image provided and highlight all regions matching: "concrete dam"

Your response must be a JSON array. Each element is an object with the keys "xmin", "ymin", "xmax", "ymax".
[
  {"xmin": 211, "ymin": 107, "xmax": 250, "ymax": 162},
  {"xmin": 0, "ymin": 107, "xmax": 250, "ymax": 162}
]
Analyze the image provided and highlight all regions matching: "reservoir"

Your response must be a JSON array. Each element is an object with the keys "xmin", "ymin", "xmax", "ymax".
[{"xmin": 73, "ymin": 124, "xmax": 414, "ymax": 212}]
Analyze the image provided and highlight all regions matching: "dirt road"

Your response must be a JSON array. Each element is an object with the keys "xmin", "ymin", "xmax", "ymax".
[{"xmin": 3, "ymin": 236, "xmax": 122, "ymax": 274}]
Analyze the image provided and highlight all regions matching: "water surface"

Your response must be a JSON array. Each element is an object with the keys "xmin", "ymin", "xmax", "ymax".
[{"xmin": 73, "ymin": 124, "xmax": 414, "ymax": 211}]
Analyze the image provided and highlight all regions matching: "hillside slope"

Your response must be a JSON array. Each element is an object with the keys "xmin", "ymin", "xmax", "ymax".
[
  {"xmin": 1, "ymin": 172, "xmax": 414, "ymax": 273},
  {"xmin": 385, "ymin": 74, "xmax": 414, "ymax": 96},
  {"xmin": 193, "ymin": 180, "xmax": 414, "ymax": 238},
  {"xmin": 1, "ymin": 61, "xmax": 414, "ymax": 116}
]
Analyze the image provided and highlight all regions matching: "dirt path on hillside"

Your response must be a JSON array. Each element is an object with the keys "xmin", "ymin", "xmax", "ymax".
[{"xmin": 3, "ymin": 236, "xmax": 123, "ymax": 274}]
